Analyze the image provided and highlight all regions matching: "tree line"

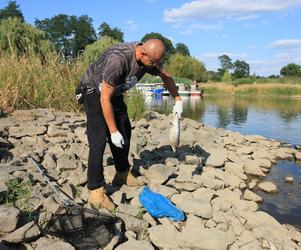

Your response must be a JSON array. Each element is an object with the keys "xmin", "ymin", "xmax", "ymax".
[{"xmin": 1, "ymin": 1, "xmax": 300, "ymax": 83}]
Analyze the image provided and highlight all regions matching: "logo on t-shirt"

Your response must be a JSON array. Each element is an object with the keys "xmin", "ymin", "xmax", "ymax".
[{"xmin": 123, "ymin": 76, "xmax": 138, "ymax": 91}]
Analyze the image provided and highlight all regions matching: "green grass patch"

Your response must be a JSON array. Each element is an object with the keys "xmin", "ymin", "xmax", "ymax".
[
  {"xmin": 6, "ymin": 178, "xmax": 33, "ymax": 216},
  {"xmin": 124, "ymin": 89, "xmax": 147, "ymax": 120}
]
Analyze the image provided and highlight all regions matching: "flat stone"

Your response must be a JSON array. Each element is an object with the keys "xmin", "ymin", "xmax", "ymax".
[
  {"xmin": 148, "ymin": 223, "xmax": 179, "ymax": 249},
  {"xmin": 258, "ymin": 181, "xmax": 278, "ymax": 193},
  {"xmin": 205, "ymin": 152, "xmax": 226, "ymax": 168},
  {"xmin": 56, "ymin": 153, "xmax": 78, "ymax": 171},
  {"xmin": 115, "ymin": 239, "xmax": 154, "ymax": 250},
  {"xmin": 34, "ymin": 237, "xmax": 75, "ymax": 250},
  {"xmin": 285, "ymin": 176, "xmax": 294, "ymax": 183},
  {"xmin": 3, "ymin": 221, "xmax": 40, "ymax": 244},
  {"xmin": 224, "ymin": 162, "xmax": 247, "ymax": 180},
  {"xmin": 237, "ymin": 146, "xmax": 253, "ymax": 155},
  {"xmin": 0, "ymin": 206, "xmax": 20, "ymax": 233},
  {"xmin": 171, "ymin": 192, "xmax": 212, "ymax": 218},
  {"xmin": 243, "ymin": 159, "xmax": 265, "ymax": 177},
  {"xmin": 9, "ymin": 124, "xmax": 47, "ymax": 139},
  {"xmin": 117, "ymin": 204, "xmax": 141, "ymax": 217},
  {"xmin": 243, "ymin": 189, "xmax": 263, "ymax": 203},
  {"xmin": 165, "ymin": 157, "xmax": 179, "ymax": 167},
  {"xmin": 178, "ymin": 225, "xmax": 236, "ymax": 250},
  {"xmin": 47, "ymin": 124, "xmax": 68, "ymax": 137},
  {"xmin": 143, "ymin": 164, "xmax": 177, "ymax": 184},
  {"xmin": 273, "ymin": 147, "xmax": 294, "ymax": 159},
  {"xmin": 149, "ymin": 183, "xmax": 178, "ymax": 198},
  {"xmin": 115, "ymin": 212, "xmax": 148, "ymax": 233}
]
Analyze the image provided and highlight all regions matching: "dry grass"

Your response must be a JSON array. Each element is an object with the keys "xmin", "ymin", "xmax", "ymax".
[
  {"xmin": 202, "ymin": 83, "xmax": 301, "ymax": 96},
  {"xmin": 0, "ymin": 50, "xmax": 86, "ymax": 112}
]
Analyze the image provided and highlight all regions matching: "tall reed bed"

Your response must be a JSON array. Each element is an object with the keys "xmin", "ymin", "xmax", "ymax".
[
  {"xmin": 0, "ymin": 50, "xmax": 86, "ymax": 111},
  {"xmin": 202, "ymin": 83, "xmax": 301, "ymax": 96}
]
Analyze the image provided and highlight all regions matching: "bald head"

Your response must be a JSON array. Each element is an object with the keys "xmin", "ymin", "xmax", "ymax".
[{"xmin": 143, "ymin": 39, "xmax": 165, "ymax": 62}]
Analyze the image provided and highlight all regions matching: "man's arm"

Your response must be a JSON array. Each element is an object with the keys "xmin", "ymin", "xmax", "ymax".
[
  {"xmin": 100, "ymin": 80, "xmax": 117, "ymax": 133},
  {"xmin": 158, "ymin": 70, "xmax": 181, "ymax": 101}
]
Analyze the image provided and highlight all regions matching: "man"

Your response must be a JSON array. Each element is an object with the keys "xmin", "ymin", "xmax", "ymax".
[{"xmin": 76, "ymin": 38, "xmax": 183, "ymax": 210}]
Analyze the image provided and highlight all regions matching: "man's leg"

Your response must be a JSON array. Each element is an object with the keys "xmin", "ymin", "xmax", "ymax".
[
  {"xmin": 109, "ymin": 97, "xmax": 144, "ymax": 186},
  {"xmin": 108, "ymin": 109, "xmax": 132, "ymax": 172},
  {"xmin": 83, "ymin": 92, "xmax": 115, "ymax": 210}
]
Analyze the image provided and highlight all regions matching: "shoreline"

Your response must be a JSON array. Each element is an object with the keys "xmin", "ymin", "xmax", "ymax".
[{"xmin": 0, "ymin": 108, "xmax": 301, "ymax": 249}]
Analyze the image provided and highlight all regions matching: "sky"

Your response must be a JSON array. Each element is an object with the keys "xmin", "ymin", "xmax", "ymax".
[{"xmin": 1, "ymin": 0, "xmax": 301, "ymax": 76}]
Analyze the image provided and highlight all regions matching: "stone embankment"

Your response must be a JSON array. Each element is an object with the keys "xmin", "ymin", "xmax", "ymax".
[{"xmin": 0, "ymin": 109, "xmax": 301, "ymax": 249}]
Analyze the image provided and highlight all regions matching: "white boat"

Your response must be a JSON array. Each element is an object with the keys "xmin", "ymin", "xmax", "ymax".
[
  {"xmin": 135, "ymin": 83, "xmax": 164, "ymax": 96},
  {"xmin": 163, "ymin": 83, "xmax": 203, "ymax": 97}
]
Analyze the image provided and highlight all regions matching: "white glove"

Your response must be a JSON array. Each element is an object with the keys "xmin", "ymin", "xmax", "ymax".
[
  {"xmin": 111, "ymin": 131, "xmax": 124, "ymax": 148},
  {"xmin": 172, "ymin": 100, "xmax": 183, "ymax": 118}
]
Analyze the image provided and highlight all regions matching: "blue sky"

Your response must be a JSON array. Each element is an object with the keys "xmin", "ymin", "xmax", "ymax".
[{"xmin": 1, "ymin": 0, "xmax": 301, "ymax": 76}]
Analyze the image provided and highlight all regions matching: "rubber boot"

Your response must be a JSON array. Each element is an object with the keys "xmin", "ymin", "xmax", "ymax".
[{"xmin": 88, "ymin": 186, "xmax": 116, "ymax": 211}]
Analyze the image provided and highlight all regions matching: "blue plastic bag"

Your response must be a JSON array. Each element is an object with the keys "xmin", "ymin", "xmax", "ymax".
[{"xmin": 139, "ymin": 187, "xmax": 185, "ymax": 221}]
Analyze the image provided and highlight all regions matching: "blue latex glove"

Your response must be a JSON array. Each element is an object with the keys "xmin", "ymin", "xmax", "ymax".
[{"xmin": 139, "ymin": 187, "xmax": 185, "ymax": 221}]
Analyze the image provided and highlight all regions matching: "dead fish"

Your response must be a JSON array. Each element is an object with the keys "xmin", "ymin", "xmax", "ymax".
[{"xmin": 169, "ymin": 112, "xmax": 180, "ymax": 151}]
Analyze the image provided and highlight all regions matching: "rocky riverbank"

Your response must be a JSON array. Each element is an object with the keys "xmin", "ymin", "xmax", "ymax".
[{"xmin": 0, "ymin": 108, "xmax": 301, "ymax": 249}]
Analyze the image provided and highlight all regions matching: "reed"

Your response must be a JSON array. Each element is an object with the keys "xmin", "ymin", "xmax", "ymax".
[
  {"xmin": 124, "ymin": 89, "xmax": 147, "ymax": 120},
  {"xmin": 0, "ymin": 50, "xmax": 86, "ymax": 112},
  {"xmin": 202, "ymin": 83, "xmax": 301, "ymax": 96}
]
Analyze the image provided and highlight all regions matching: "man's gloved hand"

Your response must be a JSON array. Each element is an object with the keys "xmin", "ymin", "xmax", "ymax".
[
  {"xmin": 111, "ymin": 131, "xmax": 124, "ymax": 148},
  {"xmin": 172, "ymin": 100, "xmax": 183, "ymax": 119}
]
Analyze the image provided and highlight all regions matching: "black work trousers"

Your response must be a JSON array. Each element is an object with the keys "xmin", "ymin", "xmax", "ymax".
[{"xmin": 83, "ymin": 92, "xmax": 131, "ymax": 190}]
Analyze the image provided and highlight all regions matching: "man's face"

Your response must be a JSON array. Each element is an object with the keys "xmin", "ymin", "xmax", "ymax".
[{"xmin": 141, "ymin": 46, "xmax": 162, "ymax": 69}]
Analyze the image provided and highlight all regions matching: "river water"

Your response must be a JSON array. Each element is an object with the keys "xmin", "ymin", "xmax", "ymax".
[{"xmin": 150, "ymin": 95, "xmax": 301, "ymax": 228}]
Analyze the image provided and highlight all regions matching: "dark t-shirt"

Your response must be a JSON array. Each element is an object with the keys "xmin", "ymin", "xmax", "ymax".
[{"xmin": 79, "ymin": 42, "xmax": 162, "ymax": 97}]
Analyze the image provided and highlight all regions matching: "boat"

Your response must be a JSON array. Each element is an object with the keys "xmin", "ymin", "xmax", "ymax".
[
  {"xmin": 163, "ymin": 83, "xmax": 203, "ymax": 97},
  {"xmin": 135, "ymin": 83, "xmax": 164, "ymax": 96}
]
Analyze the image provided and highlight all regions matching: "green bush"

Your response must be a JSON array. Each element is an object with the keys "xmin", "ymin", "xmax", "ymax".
[
  {"xmin": 232, "ymin": 77, "xmax": 254, "ymax": 86},
  {"xmin": 83, "ymin": 36, "xmax": 119, "ymax": 65},
  {"xmin": 0, "ymin": 17, "xmax": 53, "ymax": 56},
  {"xmin": 124, "ymin": 89, "xmax": 147, "ymax": 120}
]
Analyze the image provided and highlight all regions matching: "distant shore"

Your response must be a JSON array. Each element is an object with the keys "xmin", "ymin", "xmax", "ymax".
[{"xmin": 201, "ymin": 83, "xmax": 301, "ymax": 96}]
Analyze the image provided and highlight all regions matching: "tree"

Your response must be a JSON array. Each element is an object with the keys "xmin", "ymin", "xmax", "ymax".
[
  {"xmin": 280, "ymin": 63, "xmax": 301, "ymax": 77},
  {"xmin": 141, "ymin": 32, "xmax": 175, "ymax": 61},
  {"xmin": 166, "ymin": 53, "xmax": 206, "ymax": 82},
  {"xmin": 218, "ymin": 54, "xmax": 233, "ymax": 71},
  {"xmin": 0, "ymin": 17, "xmax": 53, "ymax": 55},
  {"xmin": 232, "ymin": 60, "xmax": 250, "ymax": 79},
  {"xmin": 190, "ymin": 57, "xmax": 206, "ymax": 82},
  {"xmin": 83, "ymin": 36, "xmax": 119, "ymax": 64},
  {"xmin": 207, "ymin": 71, "xmax": 220, "ymax": 82},
  {"xmin": 175, "ymin": 42, "xmax": 190, "ymax": 56},
  {"xmin": 98, "ymin": 22, "xmax": 124, "ymax": 42},
  {"xmin": 71, "ymin": 15, "xmax": 97, "ymax": 57},
  {"xmin": 35, "ymin": 14, "xmax": 96, "ymax": 57},
  {"xmin": 222, "ymin": 71, "xmax": 232, "ymax": 83},
  {"xmin": 0, "ymin": 0, "xmax": 24, "ymax": 22}
]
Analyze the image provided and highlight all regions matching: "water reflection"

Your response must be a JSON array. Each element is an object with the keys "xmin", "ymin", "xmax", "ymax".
[{"xmin": 150, "ymin": 95, "xmax": 301, "ymax": 145}]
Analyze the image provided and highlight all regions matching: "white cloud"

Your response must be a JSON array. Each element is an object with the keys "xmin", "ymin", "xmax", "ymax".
[
  {"xmin": 199, "ymin": 52, "xmax": 248, "ymax": 61},
  {"xmin": 269, "ymin": 39, "xmax": 301, "ymax": 49},
  {"xmin": 180, "ymin": 23, "xmax": 223, "ymax": 35},
  {"xmin": 125, "ymin": 20, "xmax": 139, "ymax": 31},
  {"xmin": 198, "ymin": 49, "xmax": 301, "ymax": 76},
  {"xmin": 164, "ymin": 0, "xmax": 301, "ymax": 22},
  {"xmin": 235, "ymin": 14, "xmax": 260, "ymax": 21}
]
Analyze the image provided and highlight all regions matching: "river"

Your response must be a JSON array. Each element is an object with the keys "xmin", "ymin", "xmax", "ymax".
[{"xmin": 150, "ymin": 95, "xmax": 301, "ymax": 228}]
